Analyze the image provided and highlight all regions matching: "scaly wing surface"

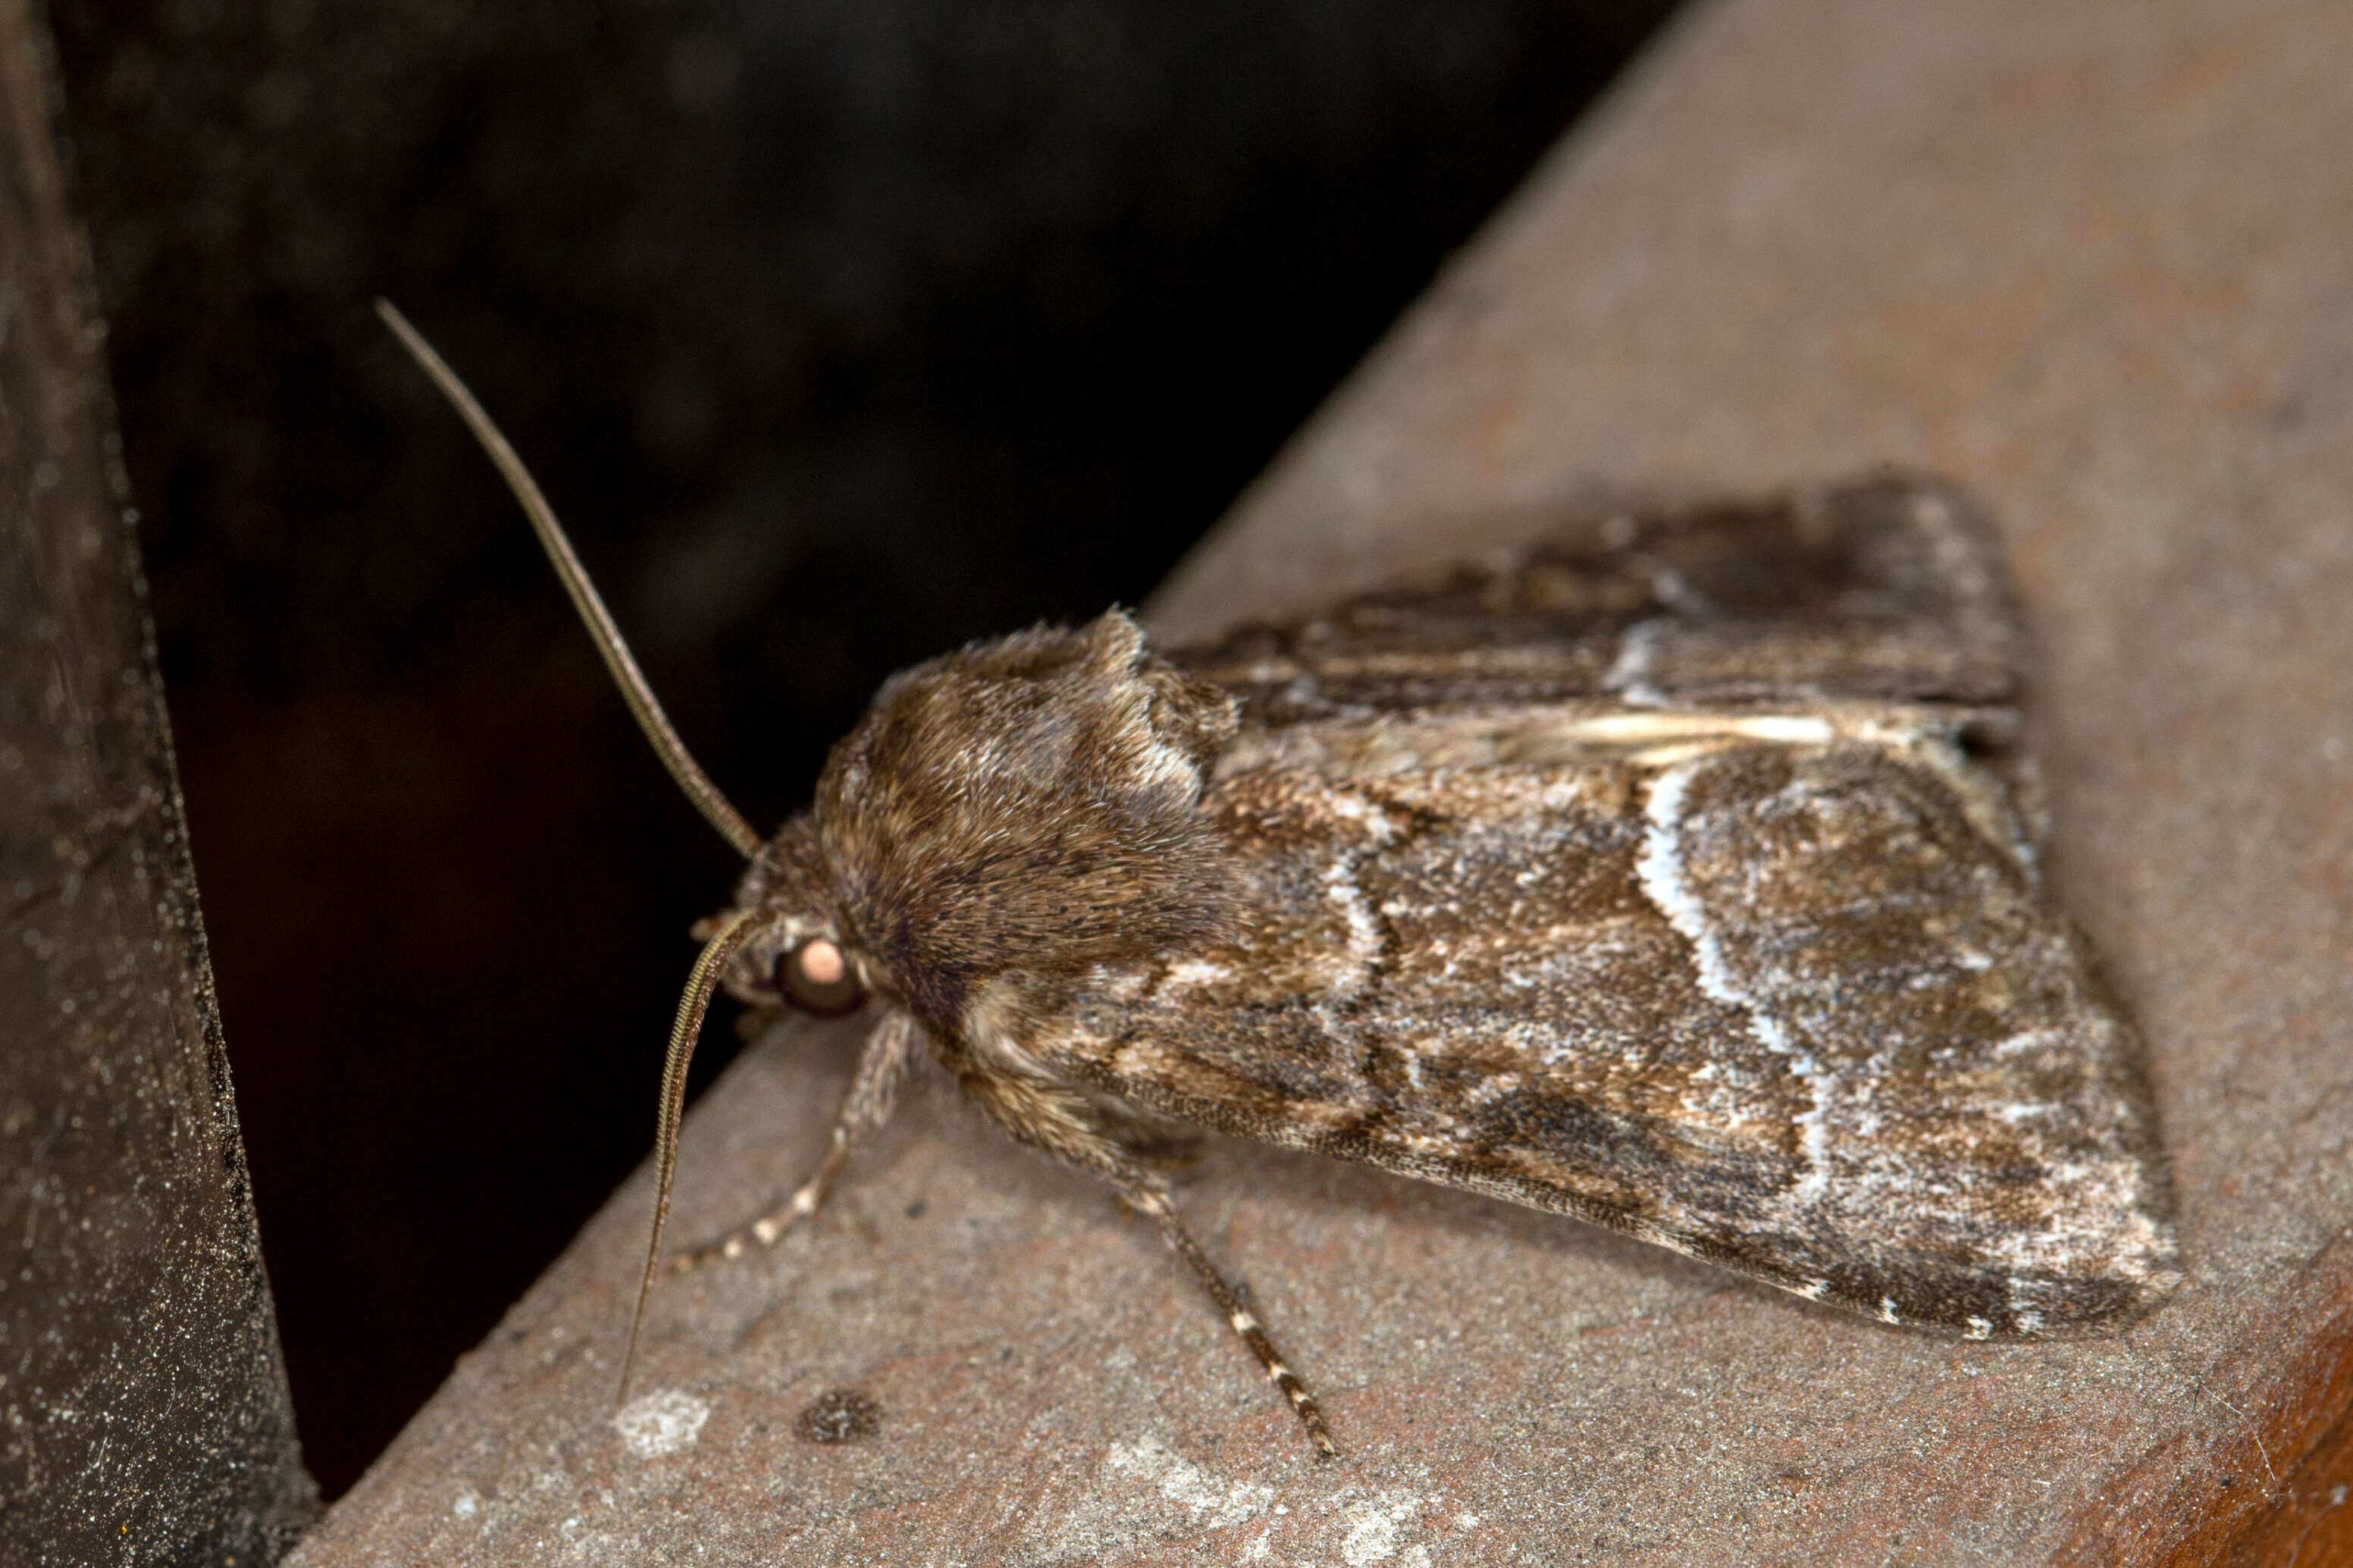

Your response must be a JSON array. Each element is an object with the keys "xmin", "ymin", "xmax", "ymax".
[{"xmin": 1034, "ymin": 478, "xmax": 2178, "ymax": 1334}]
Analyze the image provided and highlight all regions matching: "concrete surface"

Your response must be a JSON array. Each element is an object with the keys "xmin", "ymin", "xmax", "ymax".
[
  {"xmin": 287, "ymin": 0, "xmax": 2353, "ymax": 1561},
  {"xmin": 0, "ymin": 0, "xmax": 318, "ymax": 1560}
]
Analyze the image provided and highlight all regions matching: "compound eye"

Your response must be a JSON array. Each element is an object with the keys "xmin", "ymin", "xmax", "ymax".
[{"xmin": 775, "ymin": 937, "xmax": 863, "ymax": 1017}]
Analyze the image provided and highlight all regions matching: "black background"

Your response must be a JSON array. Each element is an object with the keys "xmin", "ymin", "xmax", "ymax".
[{"xmin": 48, "ymin": 0, "xmax": 1680, "ymax": 1495}]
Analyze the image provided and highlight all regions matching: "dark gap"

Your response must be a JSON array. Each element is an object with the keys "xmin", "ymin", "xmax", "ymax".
[{"xmin": 49, "ymin": 0, "xmax": 1684, "ymax": 1496}]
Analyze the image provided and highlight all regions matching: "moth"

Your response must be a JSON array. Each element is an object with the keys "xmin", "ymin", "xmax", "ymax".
[{"xmin": 378, "ymin": 302, "xmax": 2180, "ymax": 1460}]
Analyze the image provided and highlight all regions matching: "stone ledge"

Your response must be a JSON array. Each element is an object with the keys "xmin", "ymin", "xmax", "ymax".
[{"xmin": 288, "ymin": 0, "xmax": 2353, "ymax": 1561}]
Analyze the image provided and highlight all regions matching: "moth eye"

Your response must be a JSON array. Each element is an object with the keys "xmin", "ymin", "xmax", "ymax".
[{"xmin": 776, "ymin": 938, "xmax": 863, "ymax": 1017}]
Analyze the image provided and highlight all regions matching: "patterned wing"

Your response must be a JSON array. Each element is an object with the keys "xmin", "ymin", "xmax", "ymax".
[
  {"xmin": 1170, "ymin": 475, "xmax": 2023, "ymax": 724},
  {"xmin": 1032, "ymin": 478, "xmax": 2176, "ymax": 1335},
  {"xmin": 1033, "ymin": 730, "xmax": 2178, "ymax": 1335}
]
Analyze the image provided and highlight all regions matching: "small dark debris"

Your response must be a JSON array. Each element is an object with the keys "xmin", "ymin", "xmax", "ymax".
[
  {"xmin": 904, "ymin": 1201, "xmax": 925, "ymax": 1219},
  {"xmin": 797, "ymin": 1388, "xmax": 882, "ymax": 1444}
]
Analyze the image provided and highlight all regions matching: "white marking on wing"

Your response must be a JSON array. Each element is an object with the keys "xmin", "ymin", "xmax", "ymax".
[
  {"xmin": 1311, "ymin": 787, "xmax": 1401, "ymax": 984},
  {"xmin": 1638, "ymin": 760, "xmax": 1833, "ymax": 1208},
  {"xmin": 1160, "ymin": 958, "xmax": 1235, "ymax": 991},
  {"xmin": 1324, "ymin": 854, "xmax": 1385, "ymax": 967},
  {"xmin": 1601, "ymin": 618, "xmax": 1668, "ymax": 708},
  {"xmin": 1557, "ymin": 710, "xmax": 1839, "ymax": 746},
  {"xmin": 1994, "ymin": 1028, "xmax": 2065, "ymax": 1057},
  {"xmin": 1324, "ymin": 790, "xmax": 1400, "ymax": 841}
]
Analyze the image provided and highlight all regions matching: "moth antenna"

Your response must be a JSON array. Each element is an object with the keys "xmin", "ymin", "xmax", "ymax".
[
  {"xmin": 617, "ymin": 906, "xmax": 766, "ymax": 1404},
  {"xmin": 374, "ymin": 298, "xmax": 763, "ymax": 861}
]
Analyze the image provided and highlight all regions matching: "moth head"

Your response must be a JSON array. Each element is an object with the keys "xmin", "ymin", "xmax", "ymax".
[
  {"xmin": 703, "ymin": 816, "xmax": 880, "ymax": 1019},
  {"xmin": 697, "ymin": 914, "xmax": 866, "ymax": 1019}
]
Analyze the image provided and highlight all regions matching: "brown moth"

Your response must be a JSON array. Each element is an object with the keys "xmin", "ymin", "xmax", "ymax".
[{"xmin": 378, "ymin": 303, "xmax": 2180, "ymax": 1460}]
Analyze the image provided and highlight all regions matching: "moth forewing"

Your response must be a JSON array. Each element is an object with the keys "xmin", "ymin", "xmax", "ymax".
[
  {"xmin": 1133, "ymin": 477, "xmax": 2176, "ymax": 1335},
  {"xmin": 384, "ymin": 296, "xmax": 2177, "ymax": 1460},
  {"xmin": 1043, "ymin": 723, "xmax": 2174, "ymax": 1336}
]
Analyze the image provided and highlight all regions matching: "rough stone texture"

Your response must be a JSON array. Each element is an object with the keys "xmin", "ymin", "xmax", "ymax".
[
  {"xmin": 0, "ymin": 0, "xmax": 318, "ymax": 1560},
  {"xmin": 287, "ymin": 0, "xmax": 2353, "ymax": 1561}
]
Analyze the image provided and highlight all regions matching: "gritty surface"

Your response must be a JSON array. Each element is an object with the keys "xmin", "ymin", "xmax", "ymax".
[
  {"xmin": 0, "ymin": 0, "xmax": 318, "ymax": 1558},
  {"xmin": 290, "ymin": 0, "xmax": 2353, "ymax": 1561}
]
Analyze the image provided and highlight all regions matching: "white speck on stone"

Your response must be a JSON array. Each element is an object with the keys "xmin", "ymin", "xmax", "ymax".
[
  {"xmin": 613, "ymin": 1388, "xmax": 711, "ymax": 1457},
  {"xmin": 453, "ymin": 1490, "xmax": 481, "ymax": 1519},
  {"xmin": 1037, "ymin": 1434, "xmax": 1278, "ymax": 1559},
  {"xmin": 1103, "ymin": 1435, "xmax": 1273, "ymax": 1529},
  {"xmin": 1339, "ymin": 1491, "xmax": 1427, "ymax": 1565}
]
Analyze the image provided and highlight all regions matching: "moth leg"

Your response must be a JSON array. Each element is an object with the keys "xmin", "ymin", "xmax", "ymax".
[
  {"xmin": 959, "ymin": 1056, "xmax": 1336, "ymax": 1456},
  {"xmin": 672, "ymin": 1008, "xmax": 920, "ymax": 1272},
  {"xmin": 1120, "ymin": 1173, "xmax": 1339, "ymax": 1461}
]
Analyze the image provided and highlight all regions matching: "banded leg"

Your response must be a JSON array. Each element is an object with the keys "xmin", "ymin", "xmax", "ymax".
[
  {"xmin": 1120, "ymin": 1173, "xmax": 1338, "ymax": 1460},
  {"xmin": 673, "ymin": 1008, "xmax": 921, "ymax": 1272},
  {"xmin": 954, "ymin": 1056, "xmax": 1336, "ymax": 1457}
]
